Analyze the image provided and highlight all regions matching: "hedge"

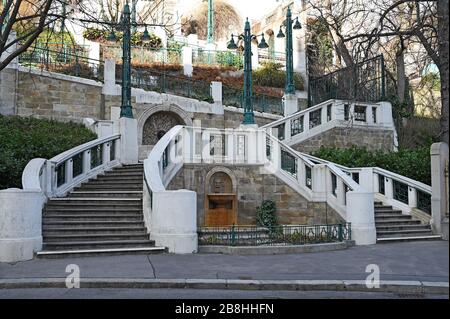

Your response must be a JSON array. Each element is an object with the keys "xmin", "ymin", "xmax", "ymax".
[
  {"xmin": 311, "ymin": 146, "xmax": 431, "ymax": 185},
  {"xmin": 0, "ymin": 116, "xmax": 97, "ymax": 190}
]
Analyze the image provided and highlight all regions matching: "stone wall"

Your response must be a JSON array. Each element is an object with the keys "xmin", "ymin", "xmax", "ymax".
[
  {"xmin": 16, "ymin": 70, "xmax": 103, "ymax": 122},
  {"xmin": 0, "ymin": 68, "xmax": 17, "ymax": 115},
  {"xmin": 291, "ymin": 126, "xmax": 396, "ymax": 153},
  {"xmin": 167, "ymin": 164, "xmax": 344, "ymax": 227}
]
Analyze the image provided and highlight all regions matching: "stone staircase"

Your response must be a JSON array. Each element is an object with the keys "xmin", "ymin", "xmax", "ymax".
[
  {"xmin": 37, "ymin": 164, "xmax": 166, "ymax": 258},
  {"xmin": 374, "ymin": 201, "xmax": 441, "ymax": 242}
]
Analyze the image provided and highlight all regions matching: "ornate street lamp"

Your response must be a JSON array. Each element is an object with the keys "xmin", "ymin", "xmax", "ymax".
[
  {"xmin": 276, "ymin": 6, "xmax": 302, "ymax": 95},
  {"xmin": 106, "ymin": 2, "xmax": 155, "ymax": 119},
  {"xmin": 227, "ymin": 18, "xmax": 269, "ymax": 125}
]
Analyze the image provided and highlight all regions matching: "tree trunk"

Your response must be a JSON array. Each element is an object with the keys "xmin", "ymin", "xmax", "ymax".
[
  {"xmin": 438, "ymin": 0, "xmax": 449, "ymax": 144},
  {"xmin": 396, "ymin": 50, "xmax": 406, "ymax": 104}
]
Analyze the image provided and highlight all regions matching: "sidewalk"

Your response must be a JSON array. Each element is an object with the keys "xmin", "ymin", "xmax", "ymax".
[{"xmin": 1, "ymin": 241, "xmax": 448, "ymax": 283}]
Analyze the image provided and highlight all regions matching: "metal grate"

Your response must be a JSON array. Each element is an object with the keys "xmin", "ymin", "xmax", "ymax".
[
  {"xmin": 291, "ymin": 116, "xmax": 304, "ymax": 136},
  {"xmin": 393, "ymin": 180, "xmax": 409, "ymax": 204},
  {"xmin": 72, "ymin": 153, "xmax": 83, "ymax": 178},
  {"xmin": 416, "ymin": 190, "xmax": 431, "ymax": 215}
]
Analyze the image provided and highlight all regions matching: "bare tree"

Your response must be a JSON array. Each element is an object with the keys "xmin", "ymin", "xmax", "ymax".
[{"xmin": 0, "ymin": 0, "xmax": 69, "ymax": 71}]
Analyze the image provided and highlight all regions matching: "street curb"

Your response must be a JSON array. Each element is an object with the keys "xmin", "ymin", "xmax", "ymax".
[{"xmin": 0, "ymin": 278, "xmax": 448, "ymax": 294}]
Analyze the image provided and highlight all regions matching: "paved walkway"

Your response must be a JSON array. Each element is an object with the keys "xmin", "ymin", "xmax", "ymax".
[{"xmin": 1, "ymin": 241, "xmax": 448, "ymax": 282}]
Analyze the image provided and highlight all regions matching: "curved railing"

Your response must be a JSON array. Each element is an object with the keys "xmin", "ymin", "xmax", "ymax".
[
  {"xmin": 22, "ymin": 134, "xmax": 121, "ymax": 197},
  {"xmin": 262, "ymin": 99, "xmax": 396, "ymax": 147},
  {"xmin": 300, "ymin": 152, "xmax": 432, "ymax": 215}
]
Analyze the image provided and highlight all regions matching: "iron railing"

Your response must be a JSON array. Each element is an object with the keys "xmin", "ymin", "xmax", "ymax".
[
  {"xmin": 198, "ymin": 224, "xmax": 351, "ymax": 246},
  {"xmin": 116, "ymin": 67, "xmax": 213, "ymax": 102},
  {"xmin": 308, "ymin": 55, "xmax": 386, "ymax": 106},
  {"xmin": 222, "ymin": 85, "xmax": 284, "ymax": 115},
  {"xmin": 18, "ymin": 45, "xmax": 103, "ymax": 82},
  {"xmin": 102, "ymin": 45, "xmax": 182, "ymax": 65}
]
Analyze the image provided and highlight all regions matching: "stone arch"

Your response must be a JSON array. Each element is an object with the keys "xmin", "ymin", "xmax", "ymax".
[
  {"xmin": 204, "ymin": 167, "xmax": 237, "ymax": 195},
  {"xmin": 137, "ymin": 104, "xmax": 193, "ymax": 146}
]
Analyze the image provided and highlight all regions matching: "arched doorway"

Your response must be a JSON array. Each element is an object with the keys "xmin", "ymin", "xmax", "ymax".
[
  {"xmin": 142, "ymin": 111, "xmax": 184, "ymax": 145},
  {"xmin": 204, "ymin": 170, "xmax": 237, "ymax": 227}
]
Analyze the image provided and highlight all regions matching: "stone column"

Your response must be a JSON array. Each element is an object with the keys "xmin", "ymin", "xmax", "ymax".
[
  {"xmin": 283, "ymin": 94, "xmax": 298, "ymax": 116},
  {"xmin": 0, "ymin": 31, "xmax": 18, "ymax": 115},
  {"xmin": 102, "ymin": 59, "xmax": 118, "ymax": 96},
  {"xmin": 118, "ymin": 117, "xmax": 139, "ymax": 165},
  {"xmin": 182, "ymin": 46, "xmax": 193, "ymax": 77},
  {"xmin": 431, "ymin": 142, "xmax": 449, "ymax": 239}
]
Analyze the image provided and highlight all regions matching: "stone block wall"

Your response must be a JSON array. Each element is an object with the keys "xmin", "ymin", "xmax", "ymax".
[
  {"xmin": 16, "ymin": 71, "xmax": 103, "ymax": 122},
  {"xmin": 167, "ymin": 164, "xmax": 344, "ymax": 227},
  {"xmin": 291, "ymin": 126, "xmax": 396, "ymax": 153}
]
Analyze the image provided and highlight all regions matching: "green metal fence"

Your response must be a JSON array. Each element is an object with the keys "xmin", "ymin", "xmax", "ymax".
[
  {"xmin": 192, "ymin": 49, "xmax": 243, "ymax": 68},
  {"xmin": 308, "ymin": 55, "xmax": 386, "ymax": 107},
  {"xmin": 222, "ymin": 85, "xmax": 284, "ymax": 115},
  {"xmin": 198, "ymin": 223, "xmax": 351, "ymax": 246},
  {"xmin": 117, "ymin": 67, "xmax": 212, "ymax": 102},
  {"xmin": 18, "ymin": 44, "xmax": 103, "ymax": 81},
  {"xmin": 102, "ymin": 45, "xmax": 182, "ymax": 65}
]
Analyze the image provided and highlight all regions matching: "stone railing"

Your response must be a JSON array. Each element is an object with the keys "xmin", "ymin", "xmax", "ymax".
[
  {"xmin": 301, "ymin": 153, "xmax": 433, "ymax": 217},
  {"xmin": 22, "ymin": 134, "xmax": 122, "ymax": 198},
  {"xmin": 262, "ymin": 99, "xmax": 397, "ymax": 147},
  {"xmin": 144, "ymin": 125, "xmax": 377, "ymax": 251},
  {"xmin": 265, "ymin": 134, "xmax": 376, "ymax": 245}
]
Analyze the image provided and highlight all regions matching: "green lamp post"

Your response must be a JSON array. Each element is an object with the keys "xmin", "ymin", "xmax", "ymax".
[
  {"xmin": 227, "ymin": 18, "xmax": 269, "ymax": 125},
  {"xmin": 207, "ymin": 0, "xmax": 214, "ymax": 44},
  {"xmin": 106, "ymin": 2, "xmax": 152, "ymax": 119},
  {"xmin": 276, "ymin": 6, "xmax": 302, "ymax": 95}
]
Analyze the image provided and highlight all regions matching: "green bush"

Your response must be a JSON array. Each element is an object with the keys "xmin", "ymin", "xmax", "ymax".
[
  {"xmin": 83, "ymin": 28, "xmax": 162, "ymax": 48},
  {"xmin": 253, "ymin": 62, "xmax": 304, "ymax": 90},
  {"xmin": 0, "ymin": 116, "xmax": 97, "ymax": 190},
  {"xmin": 215, "ymin": 51, "xmax": 243, "ymax": 69},
  {"xmin": 256, "ymin": 200, "xmax": 278, "ymax": 227},
  {"xmin": 311, "ymin": 146, "xmax": 431, "ymax": 185}
]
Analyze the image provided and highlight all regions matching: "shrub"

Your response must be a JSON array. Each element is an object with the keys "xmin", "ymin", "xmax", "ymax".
[
  {"xmin": 256, "ymin": 200, "xmax": 278, "ymax": 228},
  {"xmin": 0, "ymin": 116, "xmax": 97, "ymax": 190},
  {"xmin": 83, "ymin": 28, "xmax": 162, "ymax": 48},
  {"xmin": 311, "ymin": 146, "xmax": 432, "ymax": 185},
  {"xmin": 253, "ymin": 62, "xmax": 304, "ymax": 91}
]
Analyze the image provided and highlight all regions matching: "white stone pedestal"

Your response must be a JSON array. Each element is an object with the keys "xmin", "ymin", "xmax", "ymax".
[
  {"xmin": 284, "ymin": 94, "xmax": 298, "ymax": 116},
  {"xmin": 119, "ymin": 117, "xmax": 139, "ymax": 165}
]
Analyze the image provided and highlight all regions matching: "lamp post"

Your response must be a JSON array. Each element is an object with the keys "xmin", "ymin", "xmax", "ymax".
[
  {"xmin": 106, "ymin": 2, "xmax": 153, "ymax": 119},
  {"xmin": 276, "ymin": 6, "xmax": 302, "ymax": 95},
  {"xmin": 207, "ymin": 0, "xmax": 214, "ymax": 44},
  {"xmin": 227, "ymin": 18, "xmax": 269, "ymax": 125}
]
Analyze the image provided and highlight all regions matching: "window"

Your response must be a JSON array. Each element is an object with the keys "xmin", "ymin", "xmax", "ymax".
[
  {"xmin": 344, "ymin": 104, "xmax": 350, "ymax": 121},
  {"xmin": 291, "ymin": 116, "xmax": 304, "ymax": 136},
  {"xmin": 331, "ymin": 173, "xmax": 337, "ymax": 196},
  {"xmin": 354, "ymin": 105, "xmax": 367, "ymax": 122},
  {"xmin": 372, "ymin": 107, "xmax": 377, "ymax": 123},
  {"xmin": 305, "ymin": 165, "xmax": 312, "ymax": 189},
  {"xmin": 309, "ymin": 109, "xmax": 322, "ymax": 129},
  {"xmin": 327, "ymin": 104, "xmax": 332, "ymax": 121},
  {"xmin": 378, "ymin": 174, "xmax": 385, "ymax": 194}
]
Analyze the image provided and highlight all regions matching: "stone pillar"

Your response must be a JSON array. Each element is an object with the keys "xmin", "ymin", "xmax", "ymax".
[
  {"xmin": 0, "ymin": 31, "xmax": 18, "ymax": 115},
  {"xmin": 102, "ymin": 59, "xmax": 118, "ymax": 96},
  {"xmin": 346, "ymin": 191, "xmax": 377, "ymax": 245},
  {"xmin": 0, "ymin": 189, "xmax": 46, "ymax": 262},
  {"xmin": 118, "ymin": 117, "xmax": 139, "ymax": 165},
  {"xmin": 431, "ymin": 142, "xmax": 449, "ymax": 239},
  {"xmin": 182, "ymin": 46, "xmax": 193, "ymax": 77},
  {"xmin": 283, "ymin": 93, "xmax": 298, "ymax": 116},
  {"xmin": 211, "ymin": 81, "xmax": 222, "ymax": 103}
]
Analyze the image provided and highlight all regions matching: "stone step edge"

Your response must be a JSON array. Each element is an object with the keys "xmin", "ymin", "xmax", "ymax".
[
  {"xmin": 36, "ymin": 246, "xmax": 165, "ymax": 256},
  {"xmin": 0, "ymin": 278, "xmax": 447, "ymax": 294},
  {"xmin": 376, "ymin": 235, "xmax": 442, "ymax": 241},
  {"xmin": 48, "ymin": 198, "xmax": 142, "ymax": 201}
]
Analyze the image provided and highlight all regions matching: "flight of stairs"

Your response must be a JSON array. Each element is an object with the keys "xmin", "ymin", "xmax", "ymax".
[
  {"xmin": 37, "ymin": 164, "xmax": 166, "ymax": 258},
  {"xmin": 374, "ymin": 201, "xmax": 441, "ymax": 242}
]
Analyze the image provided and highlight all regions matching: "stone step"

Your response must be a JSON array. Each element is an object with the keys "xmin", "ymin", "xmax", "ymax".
[
  {"xmin": 43, "ymin": 233, "xmax": 150, "ymax": 242},
  {"xmin": 374, "ymin": 208, "xmax": 403, "ymax": 214},
  {"xmin": 375, "ymin": 224, "xmax": 431, "ymax": 232},
  {"xmin": 111, "ymin": 167, "xmax": 143, "ymax": 173},
  {"xmin": 374, "ymin": 205, "xmax": 393, "ymax": 210},
  {"xmin": 43, "ymin": 239, "xmax": 156, "ymax": 251},
  {"xmin": 75, "ymin": 184, "xmax": 143, "ymax": 191},
  {"xmin": 43, "ymin": 220, "xmax": 145, "ymax": 227},
  {"xmin": 37, "ymin": 246, "xmax": 166, "ymax": 259},
  {"xmin": 375, "ymin": 219, "xmax": 422, "ymax": 226},
  {"xmin": 43, "ymin": 225, "xmax": 147, "ymax": 238},
  {"xmin": 83, "ymin": 180, "xmax": 143, "ymax": 186},
  {"xmin": 68, "ymin": 191, "xmax": 143, "ymax": 198},
  {"xmin": 44, "ymin": 208, "xmax": 142, "ymax": 214},
  {"xmin": 376, "ymin": 235, "xmax": 442, "ymax": 243},
  {"xmin": 43, "ymin": 214, "xmax": 143, "ymax": 222},
  {"xmin": 375, "ymin": 214, "xmax": 412, "ymax": 220},
  {"xmin": 91, "ymin": 177, "xmax": 143, "ymax": 183},
  {"xmin": 376, "ymin": 229, "xmax": 434, "ymax": 237}
]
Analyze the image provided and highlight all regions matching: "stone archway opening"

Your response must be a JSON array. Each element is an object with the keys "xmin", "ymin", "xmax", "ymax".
[{"xmin": 142, "ymin": 111, "xmax": 185, "ymax": 146}]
